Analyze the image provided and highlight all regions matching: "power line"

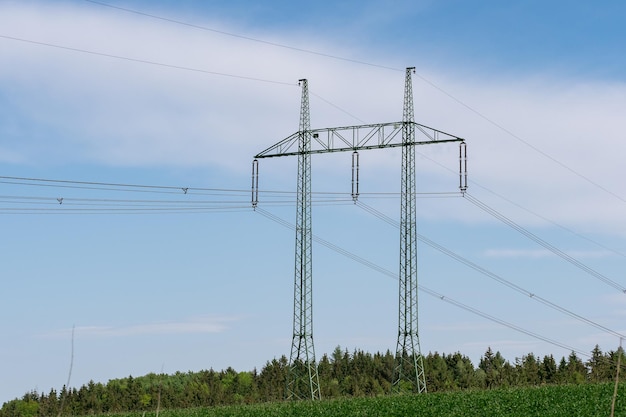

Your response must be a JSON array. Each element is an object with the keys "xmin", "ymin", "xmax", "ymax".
[
  {"xmin": 7, "ymin": 2, "xmax": 624, "ymax": 205},
  {"xmin": 0, "ymin": 175, "xmax": 458, "ymax": 202},
  {"xmin": 91, "ymin": 0, "xmax": 620, "ymax": 205},
  {"xmin": 309, "ymin": 92, "xmax": 367, "ymax": 124},
  {"xmin": 0, "ymin": 34, "xmax": 383, "ymax": 123},
  {"xmin": 82, "ymin": 0, "xmax": 403, "ymax": 73},
  {"xmin": 410, "ymin": 78, "xmax": 626, "ymax": 205},
  {"xmin": 419, "ymin": 286, "xmax": 590, "ymax": 359},
  {"xmin": 0, "ymin": 34, "xmax": 297, "ymax": 86},
  {"xmin": 470, "ymin": 183, "xmax": 626, "ymax": 260},
  {"xmin": 354, "ymin": 201, "xmax": 626, "ymax": 340},
  {"xmin": 0, "ymin": 206, "xmax": 254, "ymax": 215},
  {"xmin": 4, "ymin": 173, "xmax": 620, "ymax": 337},
  {"xmin": 0, "ymin": 175, "xmax": 247, "ymax": 193},
  {"xmin": 0, "ymin": 201, "xmax": 354, "ymax": 215},
  {"xmin": 255, "ymin": 206, "xmax": 590, "ymax": 358},
  {"xmin": 0, "ymin": 185, "xmax": 361, "ymax": 214},
  {"xmin": 415, "ymin": 149, "xmax": 626, "ymax": 260},
  {"xmin": 3, "ymin": 0, "xmax": 624, "ymax": 292},
  {"xmin": 83, "ymin": 0, "xmax": 626, "ymax": 204},
  {"xmin": 464, "ymin": 193, "xmax": 626, "ymax": 294},
  {"xmin": 0, "ymin": 195, "xmax": 250, "ymax": 205}
]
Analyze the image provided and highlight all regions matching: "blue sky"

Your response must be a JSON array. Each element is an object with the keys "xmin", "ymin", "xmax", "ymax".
[{"xmin": 1, "ymin": 0, "xmax": 626, "ymax": 403}]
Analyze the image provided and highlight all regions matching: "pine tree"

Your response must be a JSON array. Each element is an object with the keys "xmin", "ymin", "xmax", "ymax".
[{"xmin": 539, "ymin": 354, "xmax": 558, "ymax": 384}]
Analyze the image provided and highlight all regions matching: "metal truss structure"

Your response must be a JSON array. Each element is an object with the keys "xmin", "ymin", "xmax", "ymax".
[{"xmin": 252, "ymin": 68, "xmax": 467, "ymax": 399}]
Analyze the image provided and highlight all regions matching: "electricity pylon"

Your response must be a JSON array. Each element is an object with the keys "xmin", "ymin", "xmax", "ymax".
[
  {"xmin": 253, "ymin": 79, "xmax": 320, "ymax": 400},
  {"xmin": 287, "ymin": 79, "xmax": 320, "ymax": 400},
  {"xmin": 252, "ymin": 68, "xmax": 467, "ymax": 398},
  {"xmin": 393, "ymin": 67, "xmax": 426, "ymax": 393}
]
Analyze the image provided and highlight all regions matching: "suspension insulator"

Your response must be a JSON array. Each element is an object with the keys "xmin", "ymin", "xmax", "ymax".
[
  {"xmin": 459, "ymin": 142, "xmax": 468, "ymax": 194},
  {"xmin": 351, "ymin": 151, "xmax": 360, "ymax": 202},
  {"xmin": 251, "ymin": 159, "xmax": 259, "ymax": 208}
]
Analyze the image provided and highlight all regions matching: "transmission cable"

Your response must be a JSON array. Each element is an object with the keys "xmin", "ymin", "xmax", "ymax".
[
  {"xmin": 415, "ymin": 148, "xmax": 626, "ymax": 259},
  {"xmin": 255, "ymin": 206, "xmax": 590, "ymax": 358},
  {"xmin": 408, "ymin": 82, "xmax": 625, "ymax": 205},
  {"xmin": 0, "ymin": 34, "xmax": 296, "ymax": 86},
  {"xmin": 82, "ymin": 0, "xmax": 403, "ymax": 73},
  {"xmin": 0, "ymin": 175, "xmax": 238, "ymax": 192},
  {"xmin": 0, "ymin": 34, "xmax": 377, "ymax": 123},
  {"xmin": 11, "ymin": 0, "xmax": 625, "ymax": 204},
  {"xmin": 469, "ymin": 182, "xmax": 626, "ymax": 260},
  {"xmin": 0, "ymin": 186, "xmax": 357, "ymax": 214},
  {"xmin": 84, "ymin": 0, "xmax": 626, "ymax": 204},
  {"xmin": 0, "ymin": 175, "xmax": 454, "ymax": 205},
  {"xmin": 354, "ymin": 201, "xmax": 625, "ymax": 340},
  {"xmin": 0, "ymin": 206, "xmax": 254, "ymax": 215},
  {"xmin": 463, "ymin": 193, "xmax": 626, "ymax": 293}
]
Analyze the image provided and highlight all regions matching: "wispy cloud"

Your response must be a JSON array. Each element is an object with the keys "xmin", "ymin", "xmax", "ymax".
[
  {"xmin": 43, "ymin": 315, "xmax": 239, "ymax": 339},
  {"xmin": 2, "ymin": 1, "xmax": 626, "ymax": 236}
]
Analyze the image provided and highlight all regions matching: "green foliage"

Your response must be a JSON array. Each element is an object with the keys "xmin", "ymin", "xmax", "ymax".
[
  {"xmin": 1, "ymin": 345, "xmax": 625, "ymax": 417},
  {"xmin": 2, "ymin": 394, "xmax": 39, "ymax": 417}
]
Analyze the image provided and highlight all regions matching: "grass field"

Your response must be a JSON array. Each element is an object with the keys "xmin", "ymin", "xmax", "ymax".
[{"xmin": 103, "ymin": 383, "xmax": 625, "ymax": 417}]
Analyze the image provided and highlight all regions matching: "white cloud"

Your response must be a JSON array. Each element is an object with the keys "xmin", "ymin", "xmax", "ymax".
[{"xmin": 1, "ymin": 1, "xmax": 626, "ymax": 237}]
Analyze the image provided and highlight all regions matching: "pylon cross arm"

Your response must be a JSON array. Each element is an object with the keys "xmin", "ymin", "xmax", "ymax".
[{"xmin": 254, "ymin": 122, "xmax": 464, "ymax": 159}]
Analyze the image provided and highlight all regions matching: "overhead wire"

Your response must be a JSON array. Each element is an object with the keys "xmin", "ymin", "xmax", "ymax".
[
  {"xmin": 418, "ymin": 286, "xmax": 590, "ymax": 359},
  {"xmin": 82, "ymin": 0, "xmax": 404, "ymax": 73},
  {"xmin": 2, "ymin": 1, "xmax": 623, "ymax": 352},
  {"xmin": 6, "ymin": 2, "xmax": 621, "ymax": 214},
  {"xmin": 2, "ymin": 174, "xmax": 613, "ymax": 356},
  {"xmin": 0, "ymin": 196, "xmax": 247, "ymax": 205},
  {"xmin": 354, "ymin": 201, "xmax": 626, "ymax": 340},
  {"xmin": 416, "ymin": 76, "xmax": 626, "ymax": 205},
  {"xmin": 463, "ymin": 193, "xmax": 626, "ymax": 294},
  {"xmin": 0, "ymin": 202, "xmax": 345, "ymax": 215},
  {"xmin": 0, "ymin": 208, "xmax": 254, "ymax": 215},
  {"xmin": 0, "ymin": 175, "xmax": 302, "ymax": 200},
  {"xmin": 309, "ymin": 92, "xmax": 368, "ymax": 124},
  {"xmin": 82, "ymin": 0, "xmax": 626, "ymax": 205},
  {"xmin": 0, "ymin": 34, "xmax": 297, "ymax": 87},
  {"xmin": 0, "ymin": 36, "xmax": 376, "ymax": 128},
  {"xmin": 0, "ymin": 175, "xmax": 248, "ymax": 193},
  {"xmin": 0, "ymin": 182, "xmax": 361, "ymax": 214},
  {"xmin": 0, "ymin": 175, "xmax": 457, "ymax": 212},
  {"xmin": 469, "ymin": 182, "xmax": 626, "ymax": 260},
  {"xmin": 255, "ymin": 206, "xmax": 590, "ymax": 358},
  {"xmin": 415, "ymin": 149, "xmax": 626, "ymax": 260},
  {"xmin": 76, "ymin": 1, "xmax": 626, "ymax": 271},
  {"xmin": 2, "ymin": 0, "xmax": 622, "ymax": 207},
  {"xmin": 0, "ymin": 193, "xmax": 454, "ymax": 213}
]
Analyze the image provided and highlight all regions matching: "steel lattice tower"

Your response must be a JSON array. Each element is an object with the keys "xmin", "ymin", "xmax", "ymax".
[
  {"xmin": 286, "ymin": 79, "xmax": 321, "ymax": 400},
  {"xmin": 392, "ymin": 67, "xmax": 427, "ymax": 393},
  {"xmin": 252, "ymin": 68, "xmax": 466, "ymax": 399}
]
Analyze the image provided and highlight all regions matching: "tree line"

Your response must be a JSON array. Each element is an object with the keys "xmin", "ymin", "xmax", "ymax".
[{"xmin": 1, "ymin": 344, "xmax": 624, "ymax": 417}]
